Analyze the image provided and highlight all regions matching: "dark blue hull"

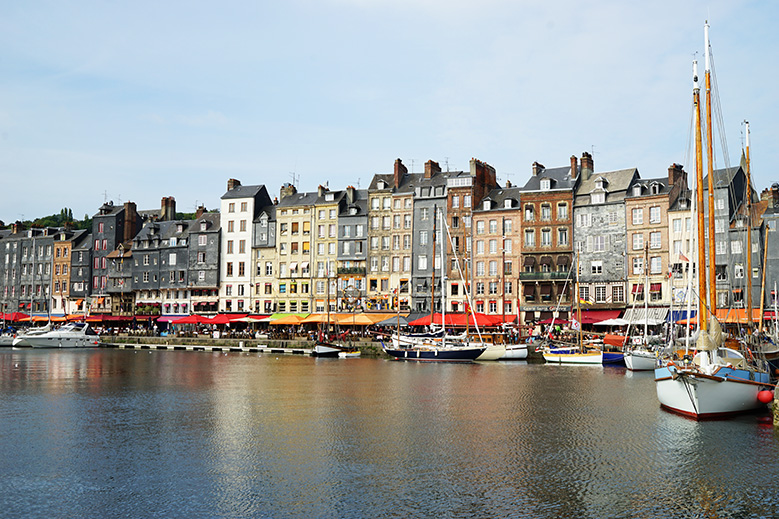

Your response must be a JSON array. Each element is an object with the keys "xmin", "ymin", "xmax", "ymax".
[
  {"xmin": 602, "ymin": 351, "xmax": 625, "ymax": 366},
  {"xmin": 384, "ymin": 347, "xmax": 485, "ymax": 362}
]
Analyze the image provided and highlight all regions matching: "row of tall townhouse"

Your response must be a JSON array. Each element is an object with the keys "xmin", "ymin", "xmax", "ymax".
[{"xmin": 0, "ymin": 153, "xmax": 771, "ymax": 324}]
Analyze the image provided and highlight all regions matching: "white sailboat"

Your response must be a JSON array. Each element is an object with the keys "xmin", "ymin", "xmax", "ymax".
[
  {"xmin": 624, "ymin": 246, "xmax": 658, "ymax": 371},
  {"xmin": 654, "ymin": 24, "xmax": 771, "ymax": 419}
]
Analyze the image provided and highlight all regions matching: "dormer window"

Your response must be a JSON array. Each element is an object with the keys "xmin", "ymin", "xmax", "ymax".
[
  {"xmin": 325, "ymin": 193, "xmax": 335, "ymax": 202},
  {"xmin": 200, "ymin": 222, "xmax": 208, "ymax": 231},
  {"xmin": 349, "ymin": 207, "xmax": 358, "ymax": 215},
  {"xmin": 176, "ymin": 224, "xmax": 184, "ymax": 233},
  {"xmin": 540, "ymin": 179, "xmax": 551, "ymax": 191},
  {"xmin": 595, "ymin": 177, "xmax": 607, "ymax": 190},
  {"xmin": 633, "ymin": 185, "xmax": 643, "ymax": 196},
  {"xmin": 650, "ymin": 183, "xmax": 661, "ymax": 195},
  {"xmin": 377, "ymin": 180, "xmax": 386, "ymax": 189},
  {"xmin": 484, "ymin": 200, "xmax": 492, "ymax": 210},
  {"xmin": 504, "ymin": 199, "xmax": 512, "ymax": 209},
  {"xmin": 591, "ymin": 192, "xmax": 605, "ymax": 204}
]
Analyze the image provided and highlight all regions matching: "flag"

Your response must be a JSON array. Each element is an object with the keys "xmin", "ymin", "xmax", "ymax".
[
  {"xmin": 680, "ymin": 252, "xmax": 690, "ymax": 262},
  {"xmin": 571, "ymin": 317, "xmax": 581, "ymax": 331},
  {"xmin": 579, "ymin": 298, "xmax": 592, "ymax": 305}
]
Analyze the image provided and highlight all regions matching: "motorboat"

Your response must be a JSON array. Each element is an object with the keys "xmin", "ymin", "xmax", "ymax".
[{"xmin": 14, "ymin": 322, "xmax": 99, "ymax": 349}]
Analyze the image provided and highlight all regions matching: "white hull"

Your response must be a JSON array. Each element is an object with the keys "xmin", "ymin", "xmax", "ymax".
[
  {"xmin": 543, "ymin": 350, "xmax": 603, "ymax": 365},
  {"xmin": 624, "ymin": 350, "xmax": 657, "ymax": 371},
  {"xmin": 654, "ymin": 349, "xmax": 771, "ymax": 419},
  {"xmin": 476, "ymin": 344, "xmax": 507, "ymax": 361},
  {"xmin": 338, "ymin": 351, "xmax": 361, "ymax": 358},
  {"xmin": 16, "ymin": 323, "xmax": 99, "ymax": 349},
  {"xmin": 499, "ymin": 344, "xmax": 529, "ymax": 360}
]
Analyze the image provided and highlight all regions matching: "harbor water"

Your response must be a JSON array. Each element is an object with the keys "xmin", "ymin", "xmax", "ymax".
[{"xmin": 1, "ymin": 349, "xmax": 778, "ymax": 518}]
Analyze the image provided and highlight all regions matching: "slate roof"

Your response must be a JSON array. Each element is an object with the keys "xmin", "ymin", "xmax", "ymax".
[
  {"xmin": 221, "ymin": 184, "xmax": 266, "ymax": 200},
  {"xmin": 520, "ymin": 166, "xmax": 577, "ymax": 192},
  {"xmin": 574, "ymin": 168, "xmax": 639, "ymax": 206},
  {"xmin": 276, "ymin": 190, "xmax": 319, "ymax": 208},
  {"xmin": 475, "ymin": 186, "xmax": 523, "ymax": 211}
]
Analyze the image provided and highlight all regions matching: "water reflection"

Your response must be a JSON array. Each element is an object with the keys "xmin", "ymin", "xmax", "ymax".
[{"xmin": 1, "ymin": 350, "xmax": 778, "ymax": 518}]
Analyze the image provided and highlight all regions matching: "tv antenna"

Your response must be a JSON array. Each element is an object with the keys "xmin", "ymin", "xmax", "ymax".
[
  {"xmin": 289, "ymin": 172, "xmax": 300, "ymax": 188},
  {"xmin": 444, "ymin": 157, "xmax": 451, "ymax": 172}
]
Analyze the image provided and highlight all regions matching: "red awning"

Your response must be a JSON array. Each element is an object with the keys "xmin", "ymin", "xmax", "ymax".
[
  {"xmin": 650, "ymin": 283, "xmax": 662, "ymax": 292},
  {"xmin": 577, "ymin": 310, "xmax": 621, "ymax": 324},
  {"xmin": 631, "ymin": 284, "xmax": 644, "ymax": 294}
]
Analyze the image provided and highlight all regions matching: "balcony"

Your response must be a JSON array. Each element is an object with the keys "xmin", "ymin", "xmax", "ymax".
[
  {"xmin": 338, "ymin": 267, "xmax": 366, "ymax": 275},
  {"xmin": 519, "ymin": 271, "xmax": 570, "ymax": 281}
]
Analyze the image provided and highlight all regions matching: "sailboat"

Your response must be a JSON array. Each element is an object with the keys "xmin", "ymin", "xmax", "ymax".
[
  {"xmin": 541, "ymin": 247, "xmax": 604, "ymax": 364},
  {"xmin": 654, "ymin": 25, "xmax": 771, "ymax": 419},
  {"xmin": 312, "ymin": 267, "xmax": 360, "ymax": 358},
  {"xmin": 382, "ymin": 207, "xmax": 486, "ymax": 362},
  {"xmin": 624, "ymin": 245, "xmax": 659, "ymax": 371}
]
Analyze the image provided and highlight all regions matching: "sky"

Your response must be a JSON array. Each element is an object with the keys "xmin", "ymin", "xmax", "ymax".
[{"xmin": 1, "ymin": 0, "xmax": 777, "ymax": 224}]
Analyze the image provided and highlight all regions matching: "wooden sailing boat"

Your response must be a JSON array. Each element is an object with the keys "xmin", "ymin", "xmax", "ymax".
[
  {"xmin": 654, "ymin": 23, "xmax": 771, "ymax": 419},
  {"xmin": 542, "ymin": 246, "xmax": 603, "ymax": 364}
]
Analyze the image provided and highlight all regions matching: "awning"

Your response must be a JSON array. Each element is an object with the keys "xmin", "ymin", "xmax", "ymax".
[
  {"xmin": 539, "ymin": 284, "xmax": 552, "ymax": 295},
  {"xmin": 631, "ymin": 284, "xmax": 644, "ymax": 294},
  {"xmin": 75, "ymin": 299, "xmax": 83, "ymax": 306},
  {"xmin": 650, "ymin": 283, "xmax": 662, "ymax": 292},
  {"xmin": 557, "ymin": 255, "xmax": 570, "ymax": 266},
  {"xmin": 523, "ymin": 256, "xmax": 535, "ymax": 266},
  {"xmin": 623, "ymin": 307, "xmax": 669, "ymax": 323},
  {"xmin": 733, "ymin": 288, "xmax": 742, "ymax": 293},
  {"xmin": 540, "ymin": 256, "xmax": 553, "ymax": 265},
  {"xmin": 524, "ymin": 284, "xmax": 535, "ymax": 296},
  {"xmin": 301, "ymin": 262, "xmax": 309, "ymax": 269},
  {"xmin": 579, "ymin": 309, "xmax": 621, "ymax": 324},
  {"xmin": 290, "ymin": 262, "xmax": 298, "ymax": 272}
]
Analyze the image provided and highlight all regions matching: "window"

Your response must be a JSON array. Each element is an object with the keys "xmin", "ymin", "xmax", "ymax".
[
  {"xmin": 649, "ymin": 206, "xmax": 661, "ymax": 224},
  {"xmin": 650, "ymin": 256, "xmax": 662, "ymax": 274},
  {"xmin": 421, "ymin": 208, "xmax": 429, "ymax": 220},
  {"xmin": 524, "ymin": 205, "xmax": 534, "ymax": 221},
  {"xmin": 558, "ymin": 228, "xmax": 568, "ymax": 246},
  {"xmin": 476, "ymin": 221, "xmax": 485, "ymax": 234},
  {"xmin": 650, "ymin": 232, "xmax": 661, "ymax": 249},
  {"xmin": 541, "ymin": 204, "xmax": 551, "ymax": 220},
  {"xmin": 540, "ymin": 179, "xmax": 551, "ymax": 190},
  {"xmin": 632, "ymin": 233, "xmax": 643, "ymax": 250},
  {"xmin": 613, "ymin": 286, "xmax": 624, "ymax": 303},
  {"xmin": 591, "ymin": 192, "xmax": 605, "ymax": 204},
  {"xmin": 731, "ymin": 241, "xmax": 743, "ymax": 254},
  {"xmin": 228, "ymin": 220, "xmax": 234, "ymax": 232},
  {"xmin": 591, "ymin": 235, "xmax": 607, "ymax": 252},
  {"xmin": 557, "ymin": 203, "xmax": 568, "ymax": 220},
  {"xmin": 632, "ymin": 208, "xmax": 643, "ymax": 226},
  {"xmin": 734, "ymin": 264, "xmax": 744, "ymax": 278},
  {"xmin": 633, "ymin": 257, "xmax": 644, "ymax": 275},
  {"xmin": 489, "ymin": 261, "xmax": 498, "ymax": 276},
  {"xmin": 525, "ymin": 230, "xmax": 535, "ymax": 247},
  {"xmin": 591, "ymin": 261, "xmax": 602, "ymax": 275},
  {"xmin": 541, "ymin": 230, "xmax": 551, "ymax": 246},
  {"xmin": 418, "ymin": 256, "xmax": 427, "ymax": 270},
  {"xmin": 228, "ymin": 203, "xmax": 235, "ymax": 213},
  {"xmin": 452, "ymin": 196, "xmax": 459, "ymax": 208},
  {"xmin": 595, "ymin": 286, "xmax": 606, "ymax": 303},
  {"xmin": 199, "ymin": 235, "xmax": 207, "ymax": 246},
  {"xmin": 476, "ymin": 261, "xmax": 485, "ymax": 276}
]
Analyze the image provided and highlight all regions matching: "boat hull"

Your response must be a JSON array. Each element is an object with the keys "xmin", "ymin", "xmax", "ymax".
[
  {"xmin": 476, "ymin": 344, "xmax": 507, "ymax": 361},
  {"xmin": 499, "ymin": 344, "xmax": 529, "ymax": 360},
  {"xmin": 654, "ymin": 364, "xmax": 771, "ymax": 419},
  {"xmin": 602, "ymin": 351, "xmax": 625, "ymax": 366},
  {"xmin": 624, "ymin": 350, "xmax": 657, "ymax": 371},
  {"xmin": 312, "ymin": 343, "xmax": 343, "ymax": 358},
  {"xmin": 384, "ymin": 346, "xmax": 485, "ymax": 362},
  {"xmin": 543, "ymin": 349, "xmax": 603, "ymax": 365}
]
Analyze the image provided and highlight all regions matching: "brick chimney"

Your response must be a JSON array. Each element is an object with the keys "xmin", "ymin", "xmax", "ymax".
[
  {"xmin": 317, "ymin": 184, "xmax": 329, "ymax": 197},
  {"xmin": 11, "ymin": 221, "xmax": 20, "ymax": 234},
  {"xmin": 506, "ymin": 179, "xmax": 512, "ymax": 188},
  {"xmin": 773, "ymin": 183, "xmax": 779, "ymax": 208},
  {"xmin": 123, "ymin": 201, "xmax": 138, "ymax": 243},
  {"xmin": 667, "ymin": 163, "xmax": 685, "ymax": 187},
  {"xmin": 532, "ymin": 162, "xmax": 545, "ymax": 176},
  {"xmin": 394, "ymin": 159, "xmax": 407, "ymax": 188},
  {"xmin": 580, "ymin": 152, "xmax": 593, "ymax": 180},
  {"xmin": 160, "ymin": 196, "xmax": 176, "ymax": 221},
  {"xmin": 570, "ymin": 155, "xmax": 579, "ymax": 180},
  {"xmin": 227, "ymin": 178, "xmax": 241, "ymax": 191},
  {"xmin": 195, "ymin": 205, "xmax": 206, "ymax": 219},
  {"xmin": 424, "ymin": 160, "xmax": 441, "ymax": 179},
  {"xmin": 280, "ymin": 183, "xmax": 297, "ymax": 200},
  {"xmin": 346, "ymin": 185, "xmax": 356, "ymax": 205}
]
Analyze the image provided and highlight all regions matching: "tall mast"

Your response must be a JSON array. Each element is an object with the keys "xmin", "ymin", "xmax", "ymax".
[
  {"xmin": 693, "ymin": 59, "xmax": 708, "ymax": 332},
  {"xmin": 440, "ymin": 208, "xmax": 446, "ymax": 346},
  {"xmin": 704, "ymin": 20, "xmax": 718, "ymax": 320},
  {"xmin": 430, "ymin": 205, "xmax": 437, "ymax": 316},
  {"xmin": 744, "ymin": 120, "xmax": 754, "ymax": 332}
]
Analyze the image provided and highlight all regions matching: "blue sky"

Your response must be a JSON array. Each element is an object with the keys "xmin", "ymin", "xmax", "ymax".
[{"xmin": 0, "ymin": 0, "xmax": 776, "ymax": 223}]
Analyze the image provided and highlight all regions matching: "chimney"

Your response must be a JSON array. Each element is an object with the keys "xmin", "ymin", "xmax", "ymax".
[
  {"xmin": 227, "ymin": 178, "xmax": 241, "ymax": 191},
  {"xmin": 280, "ymin": 183, "xmax": 297, "ymax": 200},
  {"xmin": 506, "ymin": 179, "xmax": 512, "ymax": 188},
  {"xmin": 668, "ymin": 163, "xmax": 685, "ymax": 187},
  {"xmin": 123, "ymin": 201, "xmax": 138, "ymax": 243},
  {"xmin": 12, "ymin": 221, "xmax": 20, "ymax": 234},
  {"xmin": 274, "ymin": 197, "xmax": 279, "ymax": 205},
  {"xmin": 195, "ymin": 205, "xmax": 206, "ymax": 219},
  {"xmin": 570, "ymin": 155, "xmax": 579, "ymax": 179},
  {"xmin": 424, "ymin": 160, "xmax": 441, "ymax": 179},
  {"xmin": 317, "ymin": 184, "xmax": 328, "ymax": 197},
  {"xmin": 346, "ymin": 185, "xmax": 356, "ymax": 204},
  {"xmin": 394, "ymin": 158, "xmax": 408, "ymax": 188},
  {"xmin": 532, "ymin": 162, "xmax": 545, "ymax": 176},
  {"xmin": 160, "ymin": 196, "xmax": 176, "ymax": 221},
  {"xmin": 580, "ymin": 152, "xmax": 593, "ymax": 180},
  {"xmin": 772, "ymin": 183, "xmax": 779, "ymax": 208}
]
